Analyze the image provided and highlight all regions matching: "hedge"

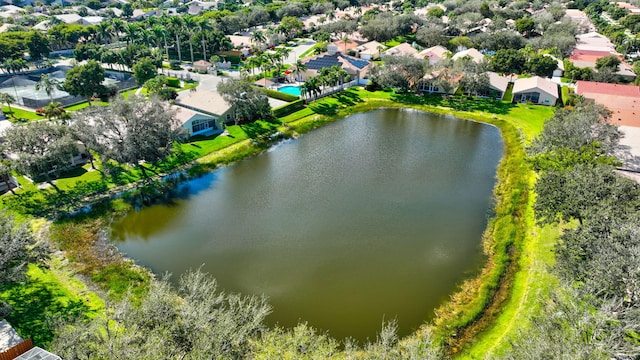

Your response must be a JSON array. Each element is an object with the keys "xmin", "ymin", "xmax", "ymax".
[
  {"xmin": 166, "ymin": 77, "xmax": 180, "ymax": 88},
  {"xmin": 273, "ymin": 99, "xmax": 305, "ymax": 118},
  {"xmin": 257, "ymin": 87, "xmax": 299, "ymax": 102}
]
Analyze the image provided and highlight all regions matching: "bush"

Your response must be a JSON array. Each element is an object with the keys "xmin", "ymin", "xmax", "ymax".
[
  {"xmin": 157, "ymin": 87, "xmax": 178, "ymax": 101},
  {"xmin": 169, "ymin": 60, "xmax": 181, "ymax": 70},
  {"xmin": 257, "ymin": 87, "xmax": 299, "ymax": 102},
  {"xmin": 166, "ymin": 77, "xmax": 180, "ymax": 88},
  {"xmin": 273, "ymin": 99, "xmax": 305, "ymax": 118}
]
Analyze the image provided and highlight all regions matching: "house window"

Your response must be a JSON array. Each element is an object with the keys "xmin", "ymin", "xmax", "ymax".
[{"xmin": 192, "ymin": 118, "xmax": 215, "ymax": 133}]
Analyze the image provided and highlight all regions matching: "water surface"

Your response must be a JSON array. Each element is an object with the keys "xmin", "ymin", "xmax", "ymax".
[{"xmin": 112, "ymin": 108, "xmax": 503, "ymax": 342}]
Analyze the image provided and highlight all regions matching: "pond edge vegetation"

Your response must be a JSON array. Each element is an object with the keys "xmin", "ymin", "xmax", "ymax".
[{"xmin": 11, "ymin": 89, "xmax": 545, "ymax": 357}]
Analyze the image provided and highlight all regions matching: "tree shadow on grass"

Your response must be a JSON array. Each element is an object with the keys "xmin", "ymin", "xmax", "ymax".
[
  {"xmin": 0, "ymin": 274, "xmax": 94, "ymax": 347},
  {"xmin": 309, "ymin": 102, "xmax": 339, "ymax": 116},
  {"xmin": 333, "ymin": 89, "xmax": 364, "ymax": 107},
  {"xmin": 391, "ymin": 93, "xmax": 517, "ymax": 115},
  {"xmin": 240, "ymin": 120, "xmax": 280, "ymax": 139}
]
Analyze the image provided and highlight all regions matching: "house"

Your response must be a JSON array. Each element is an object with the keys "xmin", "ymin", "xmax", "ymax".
[
  {"xmin": 174, "ymin": 81, "xmax": 236, "ymax": 124},
  {"xmin": 482, "ymin": 72, "xmax": 509, "ymax": 100},
  {"xmin": 1, "ymin": 320, "xmax": 61, "ymax": 359},
  {"xmin": 544, "ymin": 54, "xmax": 564, "ymax": 77},
  {"xmin": 452, "ymin": 48, "xmax": 485, "ymax": 63},
  {"xmin": 187, "ymin": 0, "xmax": 218, "ymax": 15},
  {"xmin": 193, "ymin": 60, "xmax": 212, "ymax": 73},
  {"xmin": 355, "ymin": 41, "xmax": 385, "ymax": 60},
  {"xmin": 416, "ymin": 45, "xmax": 449, "ymax": 65},
  {"xmin": 575, "ymin": 32, "xmax": 617, "ymax": 53},
  {"xmin": 327, "ymin": 39, "xmax": 361, "ymax": 55},
  {"xmin": 417, "ymin": 69, "xmax": 463, "ymax": 94},
  {"xmin": 570, "ymin": 49, "xmax": 636, "ymax": 82},
  {"xmin": 512, "ymin": 76, "xmax": 558, "ymax": 106},
  {"xmin": 381, "ymin": 43, "xmax": 418, "ymax": 58},
  {"xmin": 301, "ymin": 53, "xmax": 372, "ymax": 81},
  {"xmin": 576, "ymin": 80, "xmax": 640, "ymax": 126},
  {"xmin": 52, "ymin": 13, "xmax": 83, "ymax": 24},
  {"xmin": 565, "ymin": 9, "xmax": 596, "ymax": 32},
  {"xmin": 174, "ymin": 106, "xmax": 222, "ymax": 137}
]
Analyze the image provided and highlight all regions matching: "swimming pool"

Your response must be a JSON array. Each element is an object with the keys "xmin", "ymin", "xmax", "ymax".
[{"xmin": 277, "ymin": 85, "xmax": 301, "ymax": 97}]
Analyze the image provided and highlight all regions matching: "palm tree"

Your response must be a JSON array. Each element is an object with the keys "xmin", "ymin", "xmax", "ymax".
[
  {"xmin": 197, "ymin": 18, "xmax": 214, "ymax": 61},
  {"xmin": 41, "ymin": 101, "xmax": 66, "ymax": 121},
  {"xmin": 152, "ymin": 25, "xmax": 169, "ymax": 60},
  {"xmin": 0, "ymin": 93, "xmax": 16, "ymax": 117},
  {"xmin": 94, "ymin": 21, "xmax": 111, "ymax": 44},
  {"xmin": 108, "ymin": 18, "xmax": 126, "ymax": 43},
  {"xmin": 342, "ymin": 34, "xmax": 350, "ymax": 54},
  {"xmin": 168, "ymin": 16, "xmax": 184, "ymax": 63},
  {"xmin": 183, "ymin": 15, "xmax": 197, "ymax": 65},
  {"xmin": 292, "ymin": 60, "xmax": 307, "ymax": 82},
  {"xmin": 35, "ymin": 74, "xmax": 61, "ymax": 103},
  {"xmin": 251, "ymin": 30, "xmax": 266, "ymax": 49},
  {"xmin": 299, "ymin": 82, "xmax": 309, "ymax": 100}
]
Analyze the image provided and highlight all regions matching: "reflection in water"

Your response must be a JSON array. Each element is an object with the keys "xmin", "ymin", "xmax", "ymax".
[{"xmin": 112, "ymin": 109, "xmax": 503, "ymax": 342}]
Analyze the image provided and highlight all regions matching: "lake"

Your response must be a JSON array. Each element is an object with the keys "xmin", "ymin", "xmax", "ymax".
[{"xmin": 112, "ymin": 108, "xmax": 504, "ymax": 342}]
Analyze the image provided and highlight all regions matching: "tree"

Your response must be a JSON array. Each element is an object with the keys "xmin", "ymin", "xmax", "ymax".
[
  {"xmin": 144, "ymin": 75, "xmax": 168, "ymax": 94},
  {"xmin": 35, "ymin": 73, "xmax": 61, "ymax": 103},
  {"xmin": 52, "ymin": 269, "xmax": 271, "ymax": 360},
  {"xmin": 217, "ymin": 79, "xmax": 271, "ymax": 123},
  {"xmin": 515, "ymin": 17, "xmax": 535, "ymax": 37},
  {"xmin": 0, "ymin": 213, "xmax": 46, "ymax": 283},
  {"xmin": 62, "ymin": 60, "xmax": 105, "ymax": 105},
  {"xmin": 41, "ymin": 101, "xmax": 67, "ymax": 122},
  {"xmin": 457, "ymin": 59, "xmax": 490, "ymax": 96},
  {"xmin": 132, "ymin": 57, "xmax": 158, "ymax": 85},
  {"xmin": 416, "ymin": 23, "xmax": 446, "ymax": 48},
  {"xmin": 526, "ymin": 55, "xmax": 558, "ymax": 78},
  {"xmin": 427, "ymin": 7, "xmax": 445, "ymax": 17},
  {"xmin": 0, "ymin": 156, "xmax": 16, "ymax": 195},
  {"xmin": 2, "ymin": 120, "xmax": 79, "ymax": 185},
  {"xmin": 595, "ymin": 55, "xmax": 621, "ymax": 71},
  {"xmin": 72, "ymin": 95, "xmax": 182, "ymax": 178},
  {"xmin": 122, "ymin": 3, "xmax": 133, "ymax": 18},
  {"xmin": 291, "ymin": 60, "xmax": 306, "ymax": 82},
  {"xmin": 372, "ymin": 55, "xmax": 427, "ymax": 92},
  {"xmin": 490, "ymin": 48, "xmax": 527, "ymax": 74},
  {"xmin": 27, "ymin": 30, "xmax": 50, "ymax": 60},
  {"xmin": 0, "ymin": 93, "xmax": 15, "ymax": 117}
]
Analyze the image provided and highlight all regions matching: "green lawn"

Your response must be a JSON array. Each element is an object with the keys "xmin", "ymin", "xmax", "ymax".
[
  {"xmin": 291, "ymin": 88, "xmax": 552, "ymax": 141},
  {"xmin": 0, "ymin": 261, "xmax": 104, "ymax": 347},
  {"xmin": 64, "ymin": 101, "xmax": 109, "ymax": 111},
  {"xmin": 2, "ymin": 106, "xmax": 40, "ymax": 120}
]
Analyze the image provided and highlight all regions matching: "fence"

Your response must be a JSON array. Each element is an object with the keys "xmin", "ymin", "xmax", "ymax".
[
  {"xmin": 0, "ymin": 338, "xmax": 33, "ymax": 360},
  {"xmin": 302, "ymin": 80, "xmax": 359, "ymax": 103}
]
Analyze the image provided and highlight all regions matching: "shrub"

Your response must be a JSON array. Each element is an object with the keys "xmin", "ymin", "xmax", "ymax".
[
  {"xmin": 273, "ymin": 99, "xmax": 305, "ymax": 118},
  {"xmin": 157, "ymin": 87, "xmax": 178, "ymax": 101},
  {"xmin": 169, "ymin": 60, "xmax": 182, "ymax": 70},
  {"xmin": 257, "ymin": 87, "xmax": 299, "ymax": 102},
  {"xmin": 166, "ymin": 77, "xmax": 180, "ymax": 88}
]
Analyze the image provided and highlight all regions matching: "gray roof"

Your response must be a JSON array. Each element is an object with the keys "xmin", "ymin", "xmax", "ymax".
[{"xmin": 14, "ymin": 347, "xmax": 62, "ymax": 360}]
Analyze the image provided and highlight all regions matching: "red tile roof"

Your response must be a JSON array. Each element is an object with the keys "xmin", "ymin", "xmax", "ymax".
[
  {"xmin": 569, "ymin": 49, "xmax": 621, "ymax": 63},
  {"xmin": 576, "ymin": 81, "xmax": 640, "ymax": 127}
]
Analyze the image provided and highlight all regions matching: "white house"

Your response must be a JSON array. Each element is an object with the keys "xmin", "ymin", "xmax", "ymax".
[
  {"xmin": 416, "ymin": 45, "xmax": 449, "ymax": 65},
  {"xmin": 175, "ymin": 106, "xmax": 222, "ymax": 137},
  {"xmin": 452, "ymin": 48, "xmax": 485, "ymax": 63},
  {"xmin": 381, "ymin": 42, "xmax": 418, "ymax": 58},
  {"xmin": 484, "ymin": 72, "xmax": 509, "ymax": 100},
  {"xmin": 355, "ymin": 41, "xmax": 385, "ymax": 60},
  {"xmin": 512, "ymin": 76, "xmax": 558, "ymax": 106}
]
